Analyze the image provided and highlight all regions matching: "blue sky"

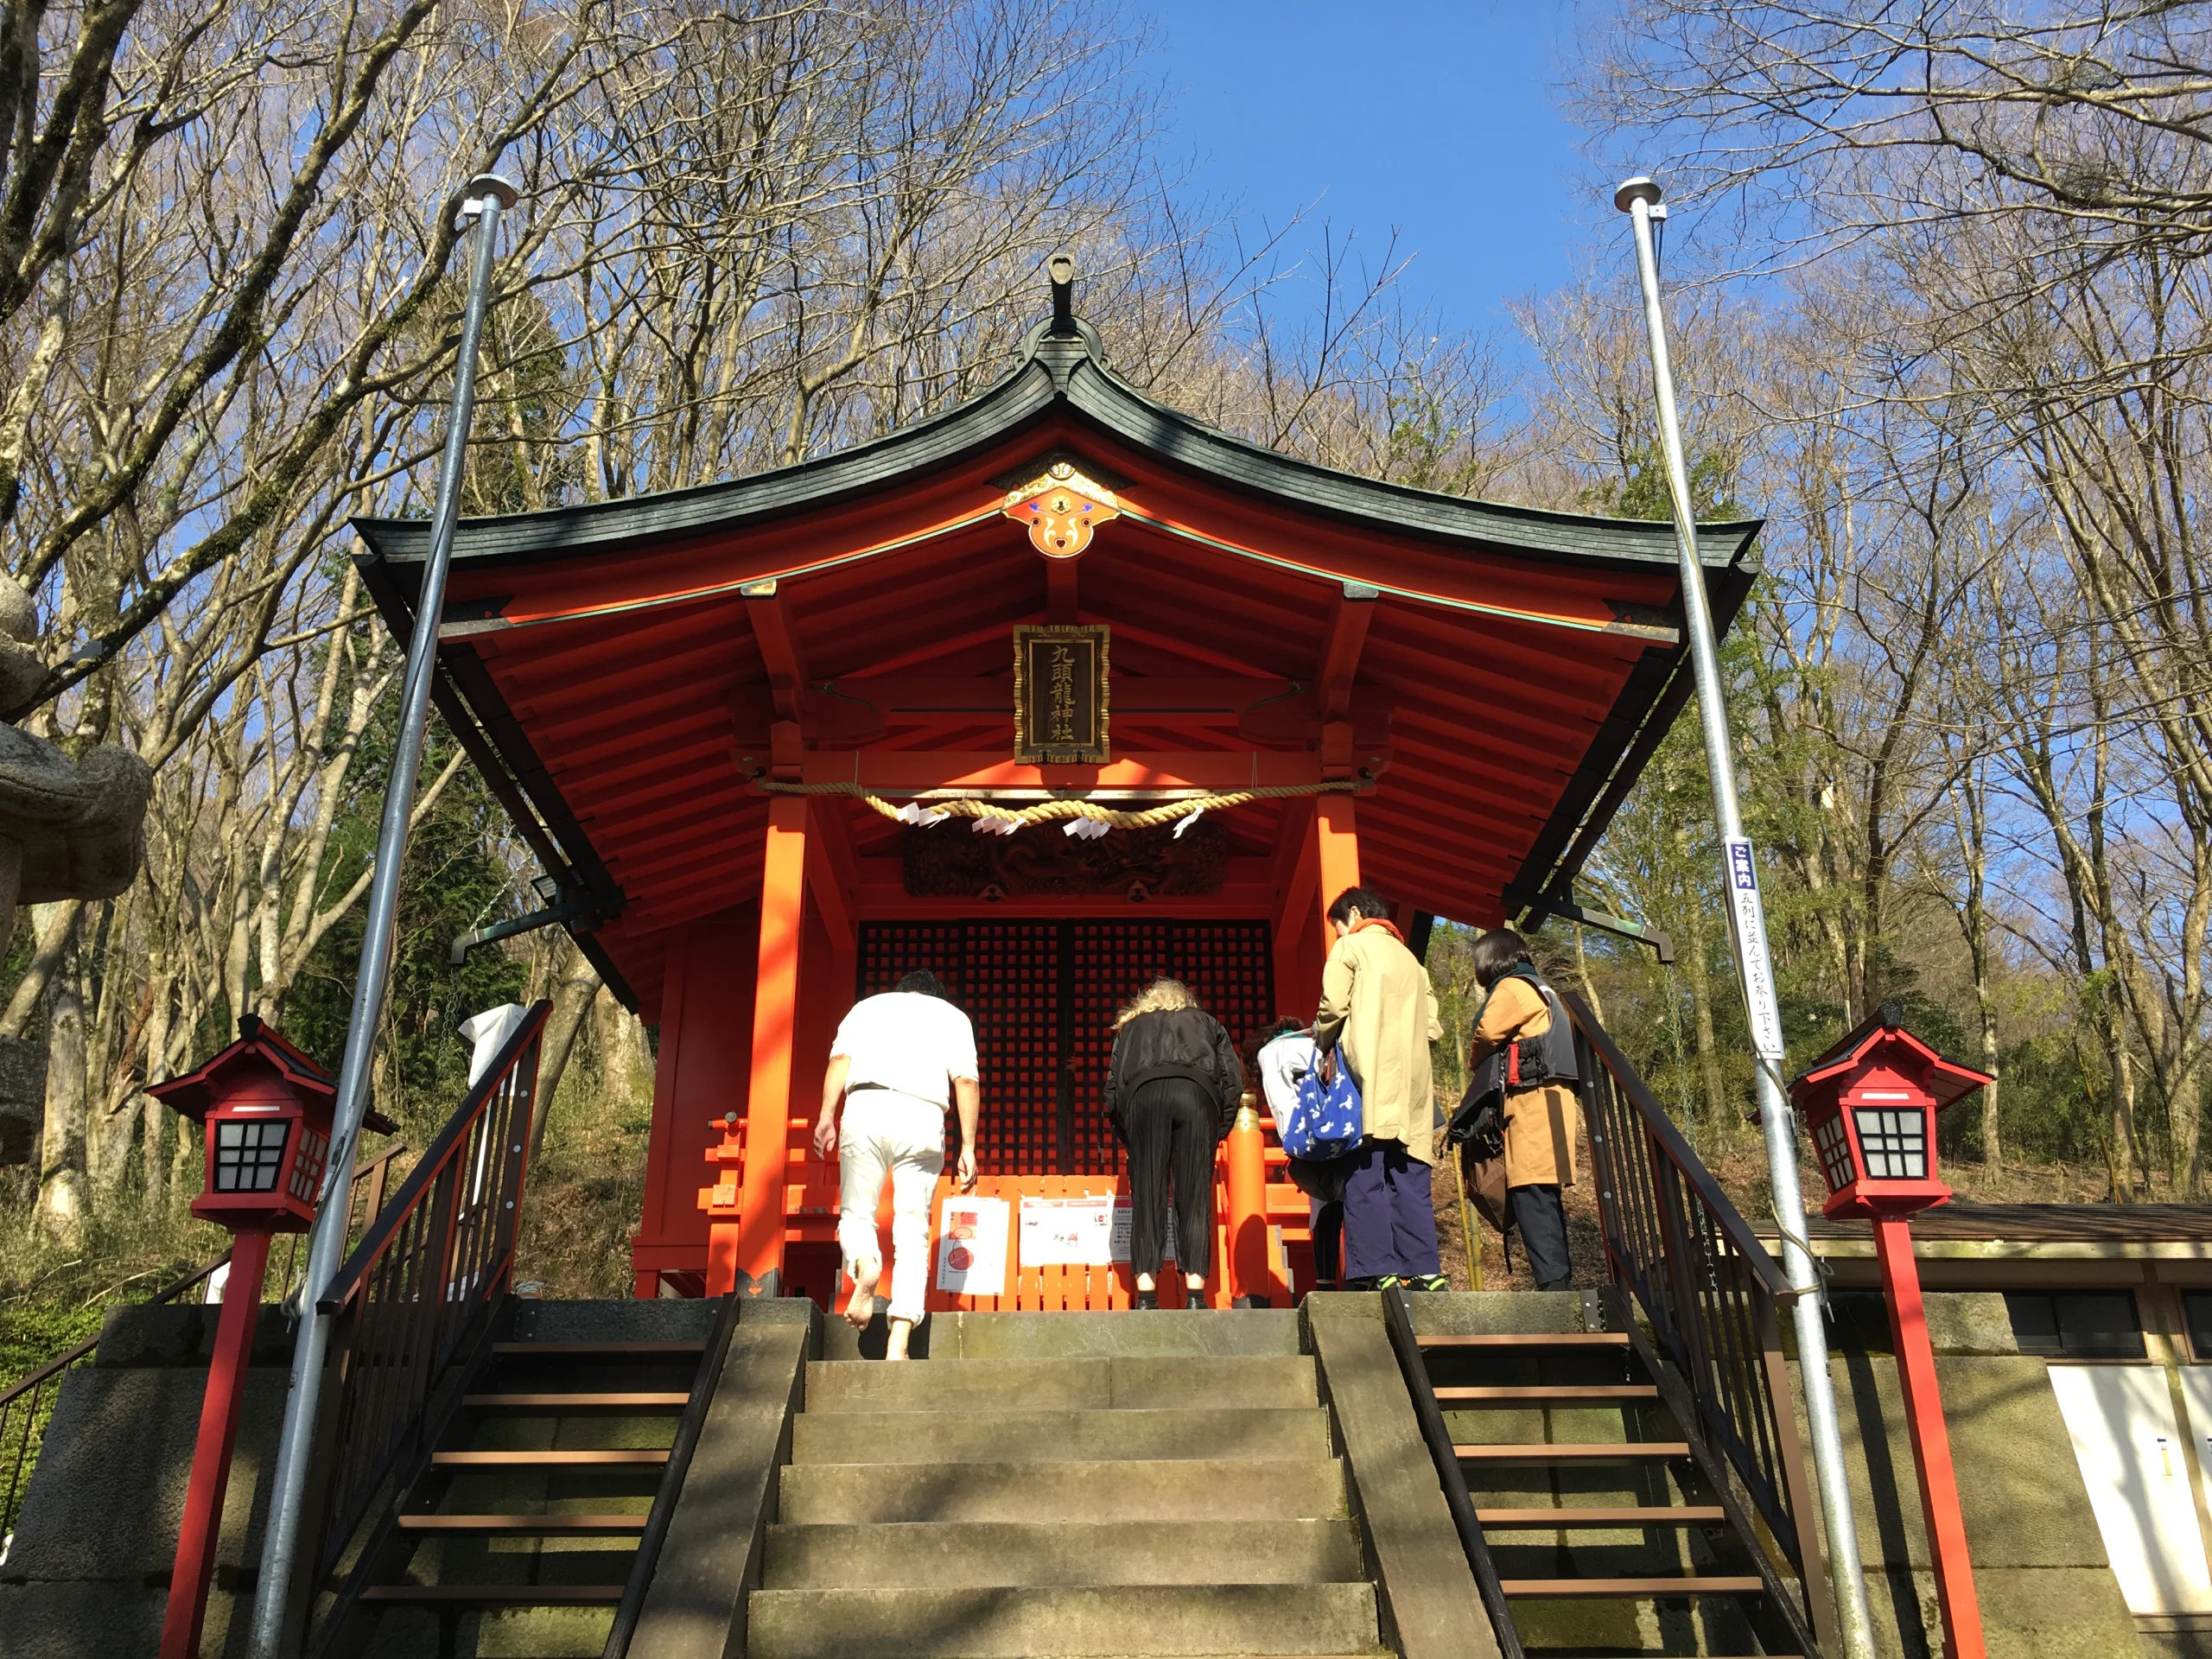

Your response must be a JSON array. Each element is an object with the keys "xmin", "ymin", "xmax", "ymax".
[{"xmin": 1139, "ymin": 1, "xmax": 1608, "ymax": 347}]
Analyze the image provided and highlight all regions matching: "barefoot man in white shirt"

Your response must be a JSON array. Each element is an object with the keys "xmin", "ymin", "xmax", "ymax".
[{"xmin": 812, "ymin": 969, "xmax": 980, "ymax": 1360}]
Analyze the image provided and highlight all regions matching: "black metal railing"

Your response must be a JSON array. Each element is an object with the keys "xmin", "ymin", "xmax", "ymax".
[
  {"xmin": 1560, "ymin": 987, "xmax": 1836, "ymax": 1654},
  {"xmin": 1380, "ymin": 1285, "xmax": 1525, "ymax": 1659},
  {"xmin": 0, "ymin": 1143, "xmax": 406, "ymax": 1548},
  {"xmin": 296, "ymin": 1001, "xmax": 549, "ymax": 1602}
]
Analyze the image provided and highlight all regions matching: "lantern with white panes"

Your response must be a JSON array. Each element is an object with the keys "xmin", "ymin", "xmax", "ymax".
[
  {"xmin": 149, "ymin": 1014, "xmax": 395, "ymax": 1659},
  {"xmin": 150, "ymin": 1014, "xmax": 388, "ymax": 1231},
  {"xmin": 1789, "ymin": 1002, "xmax": 1993, "ymax": 1220},
  {"xmin": 1791, "ymin": 1004, "xmax": 1997, "ymax": 1659}
]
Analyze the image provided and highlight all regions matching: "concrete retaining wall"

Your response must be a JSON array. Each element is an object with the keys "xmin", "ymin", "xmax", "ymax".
[
  {"xmin": 1790, "ymin": 1290, "xmax": 2141, "ymax": 1659},
  {"xmin": 0, "ymin": 1296, "xmax": 715, "ymax": 1659}
]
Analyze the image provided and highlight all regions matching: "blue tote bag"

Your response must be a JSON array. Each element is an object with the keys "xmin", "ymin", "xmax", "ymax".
[{"xmin": 1281, "ymin": 1049, "xmax": 1363, "ymax": 1161}]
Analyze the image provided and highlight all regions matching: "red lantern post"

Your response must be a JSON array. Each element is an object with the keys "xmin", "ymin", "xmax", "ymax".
[
  {"xmin": 148, "ymin": 1017, "xmax": 384, "ymax": 1659},
  {"xmin": 1793, "ymin": 1004, "xmax": 1994, "ymax": 1659}
]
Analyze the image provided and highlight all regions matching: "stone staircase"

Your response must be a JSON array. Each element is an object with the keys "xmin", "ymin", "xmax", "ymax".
[
  {"xmin": 750, "ymin": 1313, "xmax": 1390, "ymax": 1659},
  {"xmin": 1414, "ymin": 1307, "xmax": 1804, "ymax": 1658},
  {"xmin": 327, "ymin": 1303, "xmax": 717, "ymax": 1659}
]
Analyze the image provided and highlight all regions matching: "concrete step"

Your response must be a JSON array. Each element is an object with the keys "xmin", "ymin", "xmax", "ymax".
[
  {"xmin": 746, "ymin": 1583, "xmax": 1378, "ymax": 1658},
  {"xmin": 804, "ymin": 1355, "xmax": 1319, "ymax": 1413},
  {"xmin": 824, "ymin": 1309, "xmax": 1305, "ymax": 1361},
  {"xmin": 780, "ymin": 1457, "xmax": 1349, "ymax": 1525},
  {"xmin": 789, "ymin": 1406, "xmax": 1329, "ymax": 1465},
  {"xmin": 763, "ymin": 1518, "xmax": 1365, "ymax": 1588},
  {"xmin": 356, "ymin": 1602, "xmax": 613, "ymax": 1659},
  {"xmin": 389, "ymin": 1531, "xmax": 639, "ymax": 1588}
]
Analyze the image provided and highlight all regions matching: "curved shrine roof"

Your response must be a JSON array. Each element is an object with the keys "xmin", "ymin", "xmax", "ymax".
[{"xmin": 356, "ymin": 326, "xmax": 1759, "ymax": 1016}]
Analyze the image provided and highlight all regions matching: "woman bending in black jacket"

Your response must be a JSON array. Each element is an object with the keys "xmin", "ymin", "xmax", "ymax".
[{"xmin": 1104, "ymin": 978, "xmax": 1244, "ymax": 1309}]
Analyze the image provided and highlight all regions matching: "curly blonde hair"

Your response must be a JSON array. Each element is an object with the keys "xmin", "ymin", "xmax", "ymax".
[{"xmin": 1114, "ymin": 976, "xmax": 1196, "ymax": 1028}]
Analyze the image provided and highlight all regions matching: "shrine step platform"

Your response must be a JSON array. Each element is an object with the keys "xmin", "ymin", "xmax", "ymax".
[{"xmin": 750, "ymin": 1311, "xmax": 1386, "ymax": 1659}]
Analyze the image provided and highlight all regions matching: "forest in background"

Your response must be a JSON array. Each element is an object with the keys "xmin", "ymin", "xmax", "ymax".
[{"xmin": 0, "ymin": 1, "xmax": 2204, "ymax": 1332}]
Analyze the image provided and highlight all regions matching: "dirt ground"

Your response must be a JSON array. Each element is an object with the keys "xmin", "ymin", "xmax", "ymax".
[{"xmin": 1428, "ymin": 1116, "xmax": 1607, "ymax": 1294}]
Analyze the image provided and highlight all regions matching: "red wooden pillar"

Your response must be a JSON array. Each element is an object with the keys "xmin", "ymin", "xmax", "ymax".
[
  {"xmin": 735, "ymin": 795, "xmax": 810, "ymax": 1294},
  {"xmin": 1873, "ymin": 1214, "xmax": 1986, "ymax": 1659},
  {"xmin": 1314, "ymin": 793, "xmax": 1361, "ymax": 953},
  {"xmin": 1271, "ymin": 798, "xmax": 1320, "ymax": 1019},
  {"xmin": 160, "ymin": 1229, "xmax": 272, "ymax": 1659}
]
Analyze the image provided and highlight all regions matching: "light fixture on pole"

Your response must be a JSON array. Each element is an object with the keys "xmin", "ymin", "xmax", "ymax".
[
  {"xmin": 1613, "ymin": 172, "xmax": 1879, "ymax": 1659},
  {"xmin": 245, "ymin": 170, "xmax": 519, "ymax": 1659}
]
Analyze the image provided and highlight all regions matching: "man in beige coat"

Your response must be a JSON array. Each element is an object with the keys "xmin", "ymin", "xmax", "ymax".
[{"xmin": 1313, "ymin": 886, "xmax": 1446, "ymax": 1290}]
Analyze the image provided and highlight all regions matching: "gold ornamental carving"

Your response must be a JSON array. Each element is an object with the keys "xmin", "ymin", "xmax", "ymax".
[{"xmin": 1002, "ymin": 460, "xmax": 1121, "ymax": 557}]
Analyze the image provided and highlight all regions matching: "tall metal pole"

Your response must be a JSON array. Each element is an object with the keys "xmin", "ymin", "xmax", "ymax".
[
  {"xmin": 1614, "ymin": 174, "xmax": 1878, "ymax": 1659},
  {"xmin": 246, "ymin": 172, "xmax": 518, "ymax": 1659}
]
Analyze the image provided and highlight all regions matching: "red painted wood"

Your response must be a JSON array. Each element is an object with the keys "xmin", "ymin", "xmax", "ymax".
[
  {"xmin": 738, "ymin": 796, "xmax": 810, "ymax": 1294},
  {"xmin": 1314, "ymin": 793, "xmax": 1361, "ymax": 956},
  {"xmin": 162, "ymin": 1228, "xmax": 271, "ymax": 1659},
  {"xmin": 1226, "ymin": 1108, "xmax": 1269, "ymax": 1304},
  {"xmin": 630, "ymin": 906, "xmax": 758, "ymax": 1297},
  {"xmin": 1875, "ymin": 1212, "xmax": 1987, "ymax": 1659}
]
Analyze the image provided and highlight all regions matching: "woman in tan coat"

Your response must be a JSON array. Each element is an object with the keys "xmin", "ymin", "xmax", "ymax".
[{"xmin": 1465, "ymin": 928, "xmax": 1579, "ymax": 1289}]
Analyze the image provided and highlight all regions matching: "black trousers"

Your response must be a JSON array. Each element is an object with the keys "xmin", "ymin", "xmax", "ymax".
[
  {"xmin": 1125, "ymin": 1077, "xmax": 1217, "ymax": 1278},
  {"xmin": 1510, "ymin": 1183, "xmax": 1572, "ymax": 1291}
]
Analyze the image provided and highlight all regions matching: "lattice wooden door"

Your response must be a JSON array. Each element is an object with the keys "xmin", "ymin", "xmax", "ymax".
[{"xmin": 855, "ymin": 918, "xmax": 1274, "ymax": 1178}]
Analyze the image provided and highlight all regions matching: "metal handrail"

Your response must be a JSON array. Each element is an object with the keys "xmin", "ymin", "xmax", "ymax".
[
  {"xmin": 293, "ymin": 1001, "xmax": 550, "ymax": 1618},
  {"xmin": 1380, "ymin": 1285, "xmax": 1524, "ymax": 1659},
  {"xmin": 1566, "ymin": 992, "xmax": 1793, "ymax": 1298},
  {"xmin": 320, "ymin": 1014, "xmax": 545, "ymax": 1315},
  {"xmin": 1559, "ymin": 986, "xmax": 1835, "ymax": 1653}
]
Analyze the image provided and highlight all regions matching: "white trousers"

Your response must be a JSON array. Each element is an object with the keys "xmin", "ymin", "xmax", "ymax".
[{"xmin": 837, "ymin": 1090, "xmax": 945, "ymax": 1324}]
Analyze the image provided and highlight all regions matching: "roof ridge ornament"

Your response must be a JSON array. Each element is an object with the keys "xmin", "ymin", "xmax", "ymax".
[
  {"xmin": 1048, "ymin": 253, "xmax": 1075, "ymax": 336},
  {"xmin": 1003, "ymin": 457, "xmax": 1121, "ymax": 556},
  {"xmin": 1020, "ymin": 252, "xmax": 1105, "ymax": 379}
]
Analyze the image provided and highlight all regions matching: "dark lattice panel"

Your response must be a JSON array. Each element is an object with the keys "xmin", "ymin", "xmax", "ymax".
[
  {"xmin": 1068, "ymin": 923, "xmax": 1173, "ymax": 1177},
  {"xmin": 854, "ymin": 918, "xmax": 1273, "ymax": 1179},
  {"xmin": 856, "ymin": 923, "xmax": 965, "ymax": 1003},
  {"xmin": 961, "ymin": 921, "xmax": 1060, "ymax": 1176},
  {"xmin": 1169, "ymin": 922, "xmax": 1276, "ymax": 1058},
  {"xmin": 1069, "ymin": 921, "xmax": 1274, "ymax": 1178}
]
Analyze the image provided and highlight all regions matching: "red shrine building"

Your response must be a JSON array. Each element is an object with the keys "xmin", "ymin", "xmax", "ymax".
[{"xmin": 355, "ymin": 296, "xmax": 1756, "ymax": 1312}]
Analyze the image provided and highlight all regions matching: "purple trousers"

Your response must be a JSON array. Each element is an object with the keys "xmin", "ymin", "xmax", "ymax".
[{"xmin": 1340, "ymin": 1140, "xmax": 1441, "ymax": 1281}]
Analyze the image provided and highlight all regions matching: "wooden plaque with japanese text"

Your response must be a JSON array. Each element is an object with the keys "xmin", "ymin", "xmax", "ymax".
[{"xmin": 1013, "ymin": 624, "xmax": 1109, "ymax": 764}]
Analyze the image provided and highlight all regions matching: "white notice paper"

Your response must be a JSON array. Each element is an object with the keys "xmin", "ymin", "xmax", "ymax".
[
  {"xmin": 1108, "ymin": 1197, "xmax": 1173, "ymax": 1264},
  {"xmin": 934, "ymin": 1195, "xmax": 1010, "ymax": 1296},
  {"xmin": 1020, "ymin": 1196, "xmax": 1116, "ymax": 1266}
]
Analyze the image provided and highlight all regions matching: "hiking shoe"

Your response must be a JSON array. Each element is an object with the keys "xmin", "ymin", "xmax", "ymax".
[{"xmin": 1408, "ymin": 1273, "xmax": 1451, "ymax": 1293}]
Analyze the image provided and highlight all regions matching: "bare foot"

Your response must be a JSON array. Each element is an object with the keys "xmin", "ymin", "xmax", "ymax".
[
  {"xmin": 843, "ymin": 1261, "xmax": 880, "ymax": 1329},
  {"xmin": 887, "ymin": 1317, "xmax": 913, "ymax": 1360}
]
